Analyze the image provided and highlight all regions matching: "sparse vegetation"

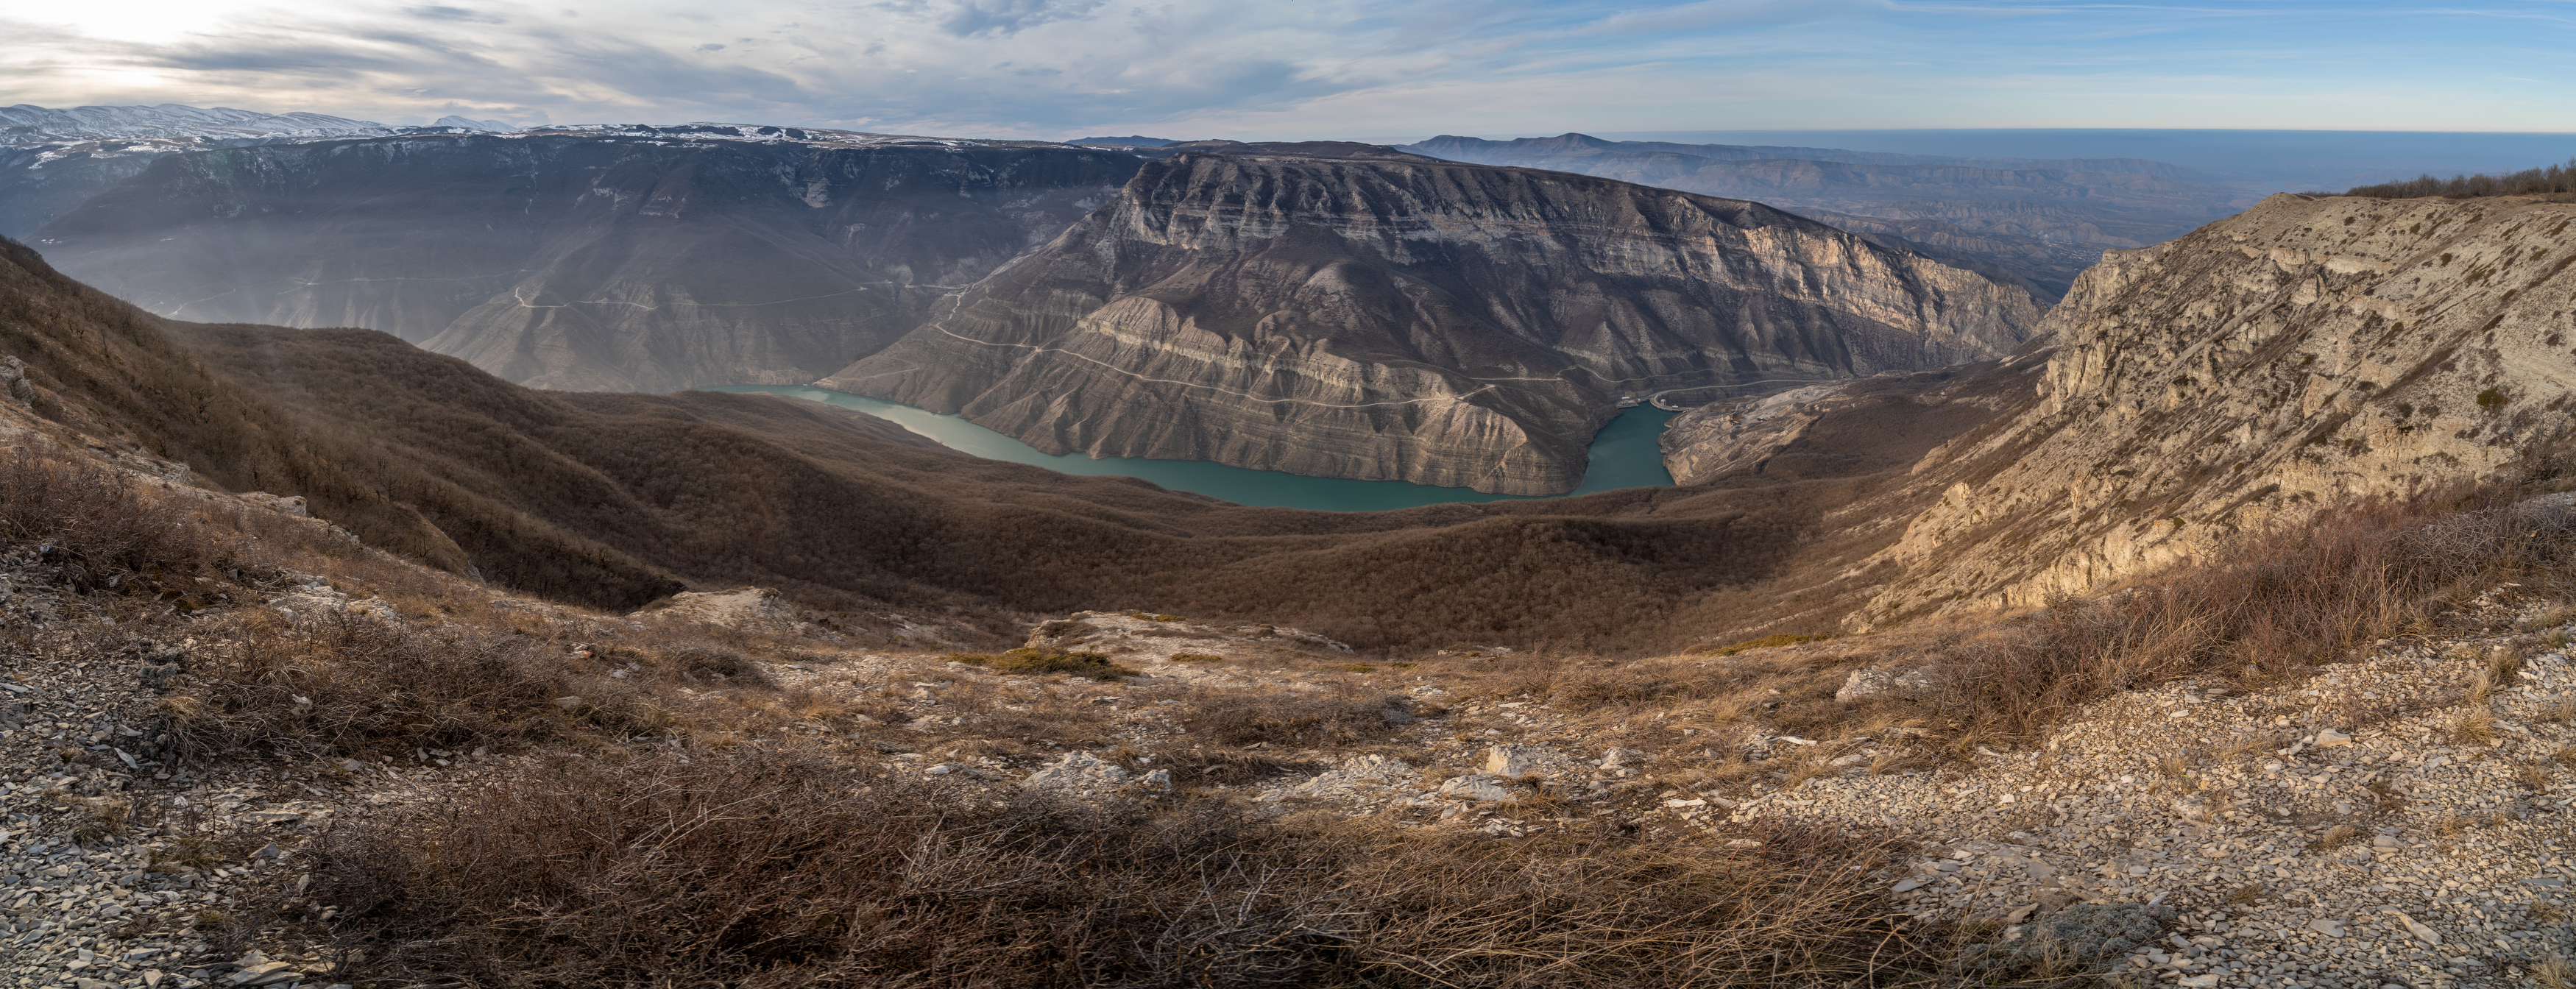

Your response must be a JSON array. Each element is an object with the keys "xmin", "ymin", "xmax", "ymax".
[
  {"xmin": 294, "ymin": 749, "xmax": 1934, "ymax": 988},
  {"xmin": 2347, "ymin": 159, "xmax": 2576, "ymax": 199},
  {"xmin": 945, "ymin": 646, "xmax": 1140, "ymax": 678},
  {"xmin": 1697, "ymin": 634, "xmax": 1834, "ymax": 656}
]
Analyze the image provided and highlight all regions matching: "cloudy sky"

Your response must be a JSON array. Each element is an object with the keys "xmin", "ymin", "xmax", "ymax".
[{"xmin": 4, "ymin": 0, "xmax": 2572, "ymax": 141}]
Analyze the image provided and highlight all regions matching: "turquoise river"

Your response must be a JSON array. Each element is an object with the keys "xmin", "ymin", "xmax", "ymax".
[{"xmin": 710, "ymin": 385, "xmax": 1677, "ymax": 512}]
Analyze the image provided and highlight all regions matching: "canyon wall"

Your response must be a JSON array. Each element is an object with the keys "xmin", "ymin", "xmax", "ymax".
[
  {"xmin": 1850, "ymin": 193, "xmax": 2576, "ymax": 624},
  {"xmin": 821, "ymin": 144, "xmax": 2042, "ymax": 494}
]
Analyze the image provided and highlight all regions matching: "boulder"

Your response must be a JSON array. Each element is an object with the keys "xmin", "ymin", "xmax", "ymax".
[
  {"xmin": 1835, "ymin": 667, "xmax": 1932, "ymax": 703},
  {"xmin": 1437, "ymin": 776, "xmax": 1510, "ymax": 802},
  {"xmin": 1485, "ymin": 745, "xmax": 1546, "ymax": 780},
  {"xmin": 1022, "ymin": 751, "xmax": 1130, "ymax": 790}
]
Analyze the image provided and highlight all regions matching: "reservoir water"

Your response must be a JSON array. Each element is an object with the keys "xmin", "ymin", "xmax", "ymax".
[{"xmin": 710, "ymin": 385, "xmax": 1677, "ymax": 511}]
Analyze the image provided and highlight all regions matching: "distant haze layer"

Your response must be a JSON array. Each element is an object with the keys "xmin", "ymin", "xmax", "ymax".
[{"xmin": 1590, "ymin": 130, "xmax": 2576, "ymax": 196}]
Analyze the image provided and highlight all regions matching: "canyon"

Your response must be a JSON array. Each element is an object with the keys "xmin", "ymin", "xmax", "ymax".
[{"xmin": 821, "ymin": 143, "xmax": 2041, "ymax": 494}]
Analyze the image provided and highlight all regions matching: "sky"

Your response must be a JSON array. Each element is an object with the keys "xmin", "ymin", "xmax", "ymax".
[{"xmin": 4, "ymin": 1, "xmax": 2575, "ymax": 142}]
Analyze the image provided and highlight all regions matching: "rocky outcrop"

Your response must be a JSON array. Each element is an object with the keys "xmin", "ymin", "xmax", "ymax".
[
  {"xmin": 1657, "ymin": 358, "xmax": 2046, "ymax": 486},
  {"xmin": 31, "ymin": 130, "xmax": 1143, "ymax": 391},
  {"xmin": 821, "ymin": 144, "xmax": 2041, "ymax": 494},
  {"xmin": 1855, "ymin": 192, "xmax": 2576, "ymax": 623}
]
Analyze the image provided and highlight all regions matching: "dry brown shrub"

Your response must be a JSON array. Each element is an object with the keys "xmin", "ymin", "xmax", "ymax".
[
  {"xmin": 1182, "ymin": 694, "xmax": 1415, "ymax": 747},
  {"xmin": 1694, "ymin": 634, "xmax": 1834, "ymax": 656},
  {"xmin": 658, "ymin": 643, "xmax": 776, "ymax": 687},
  {"xmin": 300, "ymin": 751, "xmax": 1935, "ymax": 988},
  {"xmin": 168, "ymin": 612, "xmax": 663, "ymax": 759},
  {"xmin": 1903, "ymin": 497, "xmax": 2576, "ymax": 742},
  {"xmin": 947, "ymin": 647, "xmax": 1140, "ymax": 678},
  {"xmin": 2516, "ymin": 762, "xmax": 2555, "ymax": 791}
]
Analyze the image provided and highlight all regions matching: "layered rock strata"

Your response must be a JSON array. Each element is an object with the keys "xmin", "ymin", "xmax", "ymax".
[
  {"xmin": 1657, "ymin": 358, "xmax": 2044, "ymax": 486},
  {"xmin": 821, "ymin": 145, "xmax": 2041, "ymax": 494},
  {"xmin": 1856, "ymin": 193, "xmax": 2576, "ymax": 622}
]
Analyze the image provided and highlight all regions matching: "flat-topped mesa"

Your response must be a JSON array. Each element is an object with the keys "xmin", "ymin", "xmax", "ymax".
[
  {"xmin": 820, "ymin": 143, "xmax": 2041, "ymax": 495},
  {"xmin": 1855, "ymin": 192, "xmax": 2576, "ymax": 625}
]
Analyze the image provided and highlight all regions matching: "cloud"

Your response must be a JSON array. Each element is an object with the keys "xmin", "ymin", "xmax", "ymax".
[
  {"xmin": 933, "ymin": 0, "xmax": 1107, "ymax": 38},
  {"xmin": 406, "ymin": 6, "xmax": 506, "ymax": 23},
  {"xmin": 1, "ymin": 0, "xmax": 2571, "ymax": 137}
]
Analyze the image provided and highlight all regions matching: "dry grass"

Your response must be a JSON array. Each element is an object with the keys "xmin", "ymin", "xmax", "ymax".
[
  {"xmin": 2452, "ymin": 707, "xmax": 2499, "ymax": 743},
  {"xmin": 2545, "ymin": 695, "xmax": 2576, "ymax": 723},
  {"xmin": 2517, "ymin": 761, "xmax": 2557, "ymax": 791},
  {"xmin": 1694, "ymin": 634, "xmax": 1835, "ymax": 656},
  {"xmin": 1899, "ymin": 495, "xmax": 2576, "ymax": 743},
  {"xmin": 946, "ymin": 646, "xmax": 1142, "ymax": 678},
  {"xmin": 1181, "ymin": 693, "xmax": 1417, "ymax": 748},
  {"xmin": 2310, "ymin": 824, "xmax": 2362, "ymax": 854},
  {"xmin": 2536, "ymin": 954, "xmax": 2575, "ymax": 989},
  {"xmin": 295, "ymin": 748, "xmax": 1941, "ymax": 988}
]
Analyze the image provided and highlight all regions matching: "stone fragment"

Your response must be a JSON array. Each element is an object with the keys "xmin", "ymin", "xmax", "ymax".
[
  {"xmin": 1834, "ymin": 667, "xmax": 1931, "ymax": 703},
  {"xmin": 2307, "ymin": 918, "xmax": 2344, "ymax": 937},
  {"xmin": 1722, "ymin": 838, "xmax": 1761, "ymax": 849},
  {"xmin": 1484, "ymin": 745, "xmax": 1543, "ymax": 780},
  {"xmin": 1022, "ymin": 751, "xmax": 1128, "ymax": 790},
  {"xmin": 2313, "ymin": 728, "xmax": 2354, "ymax": 747},
  {"xmin": 2386, "ymin": 911, "xmax": 2439, "ymax": 946},
  {"xmin": 1599, "ymin": 747, "xmax": 1648, "ymax": 769},
  {"xmin": 1438, "ymin": 776, "xmax": 1510, "ymax": 802},
  {"xmin": 552, "ymin": 695, "xmax": 582, "ymax": 710}
]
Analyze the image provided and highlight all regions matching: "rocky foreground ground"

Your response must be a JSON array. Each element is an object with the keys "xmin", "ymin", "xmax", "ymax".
[{"xmin": 3, "ymin": 564, "xmax": 2572, "ymax": 988}]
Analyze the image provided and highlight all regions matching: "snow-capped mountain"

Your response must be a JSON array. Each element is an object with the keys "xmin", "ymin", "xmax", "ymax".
[
  {"xmin": 433, "ymin": 116, "xmax": 519, "ymax": 132},
  {"xmin": 0, "ymin": 104, "xmax": 398, "ymax": 143}
]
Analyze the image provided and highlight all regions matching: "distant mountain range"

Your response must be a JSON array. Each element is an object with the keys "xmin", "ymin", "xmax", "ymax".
[
  {"xmin": 1397, "ymin": 133, "xmax": 2254, "ymax": 301},
  {"xmin": 0, "ymin": 103, "xmax": 400, "ymax": 142}
]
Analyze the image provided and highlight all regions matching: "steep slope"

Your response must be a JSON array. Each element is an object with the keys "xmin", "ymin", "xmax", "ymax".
[
  {"xmin": 1657, "ymin": 356, "xmax": 2047, "ymax": 486},
  {"xmin": 822, "ymin": 144, "xmax": 2042, "ymax": 495},
  {"xmin": 1839, "ymin": 193, "xmax": 2576, "ymax": 624},
  {"xmin": 1, "ymin": 235, "xmax": 1971, "ymax": 651},
  {"xmin": 30, "ymin": 127, "xmax": 1144, "ymax": 391},
  {"xmin": 1402, "ymin": 133, "xmax": 2250, "ymax": 302}
]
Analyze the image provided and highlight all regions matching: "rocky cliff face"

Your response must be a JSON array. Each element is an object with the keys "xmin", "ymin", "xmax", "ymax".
[
  {"xmin": 30, "ymin": 130, "xmax": 1142, "ymax": 391},
  {"xmin": 820, "ymin": 145, "xmax": 2042, "ymax": 494},
  {"xmin": 1850, "ymin": 192, "xmax": 2576, "ymax": 623},
  {"xmin": 1657, "ymin": 357, "xmax": 2044, "ymax": 486}
]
